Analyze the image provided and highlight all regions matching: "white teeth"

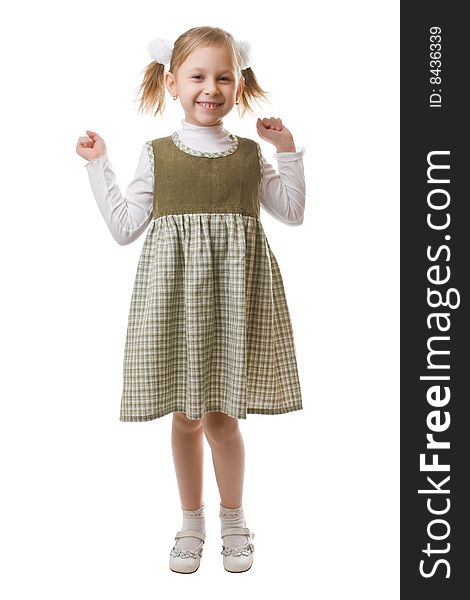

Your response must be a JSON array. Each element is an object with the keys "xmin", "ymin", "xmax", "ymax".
[{"xmin": 198, "ymin": 102, "xmax": 219, "ymax": 108}]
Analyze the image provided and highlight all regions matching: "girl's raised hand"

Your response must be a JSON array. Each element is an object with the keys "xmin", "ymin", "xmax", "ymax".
[
  {"xmin": 76, "ymin": 130, "xmax": 107, "ymax": 161},
  {"xmin": 256, "ymin": 117, "xmax": 296, "ymax": 153}
]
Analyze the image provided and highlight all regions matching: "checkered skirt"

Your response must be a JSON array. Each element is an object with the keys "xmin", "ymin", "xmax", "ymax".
[{"xmin": 120, "ymin": 212, "xmax": 303, "ymax": 421}]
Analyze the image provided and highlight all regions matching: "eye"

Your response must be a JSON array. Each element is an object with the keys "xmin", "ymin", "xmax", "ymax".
[{"xmin": 191, "ymin": 75, "xmax": 231, "ymax": 81}]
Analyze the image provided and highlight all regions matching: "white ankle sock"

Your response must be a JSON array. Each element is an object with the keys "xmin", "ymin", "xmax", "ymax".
[
  {"xmin": 174, "ymin": 503, "xmax": 206, "ymax": 551},
  {"xmin": 219, "ymin": 503, "xmax": 250, "ymax": 548}
]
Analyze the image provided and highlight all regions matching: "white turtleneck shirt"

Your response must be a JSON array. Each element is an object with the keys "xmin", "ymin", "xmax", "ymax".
[{"xmin": 84, "ymin": 118, "xmax": 306, "ymax": 246}]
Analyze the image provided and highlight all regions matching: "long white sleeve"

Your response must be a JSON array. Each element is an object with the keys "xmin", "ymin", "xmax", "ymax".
[
  {"xmin": 84, "ymin": 122, "xmax": 306, "ymax": 245},
  {"xmin": 84, "ymin": 143, "xmax": 153, "ymax": 246},
  {"xmin": 259, "ymin": 146, "xmax": 306, "ymax": 226}
]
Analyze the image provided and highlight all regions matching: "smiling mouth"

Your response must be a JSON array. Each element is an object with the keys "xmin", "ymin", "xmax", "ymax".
[{"xmin": 197, "ymin": 102, "xmax": 223, "ymax": 109}]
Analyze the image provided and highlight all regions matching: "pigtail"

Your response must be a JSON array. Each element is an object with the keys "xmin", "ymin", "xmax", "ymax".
[
  {"xmin": 238, "ymin": 66, "xmax": 270, "ymax": 117},
  {"xmin": 135, "ymin": 61, "xmax": 167, "ymax": 118}
]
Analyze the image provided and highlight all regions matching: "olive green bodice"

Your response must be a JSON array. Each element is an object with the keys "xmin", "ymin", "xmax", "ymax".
[{"xmin": 151, "ymin": 135, "xmax": 262, "ymax": 219}]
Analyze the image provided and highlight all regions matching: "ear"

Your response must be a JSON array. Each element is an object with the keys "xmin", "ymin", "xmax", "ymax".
[
  {"xmin": 237, "ymin": 74, "xmax": 246, "ymax": 99},
  {"xmin": 165, "ymin": 71, "xmax": 177, "ymax": 97}
]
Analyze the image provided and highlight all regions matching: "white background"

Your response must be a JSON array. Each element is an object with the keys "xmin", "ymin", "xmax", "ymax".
[{"xmin": 0, "ymin": 0, "xmax": 399, "ymax": 598}]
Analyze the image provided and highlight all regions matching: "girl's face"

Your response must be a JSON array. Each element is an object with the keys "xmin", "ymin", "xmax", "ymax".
[{"xmin": 166, "ymin": 45, "xmax": 245, "ymax": 127}]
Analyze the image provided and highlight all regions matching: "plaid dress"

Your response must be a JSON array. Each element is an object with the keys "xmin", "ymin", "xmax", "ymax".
[{"xmin": 119, "ymin": 131, "xmax": 303, "ymax": 421}]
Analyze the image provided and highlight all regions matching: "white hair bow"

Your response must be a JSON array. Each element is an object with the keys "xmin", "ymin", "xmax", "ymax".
[
  {"xmin": 237, "ymin": 40, "xmax": 251, "ymax": 70},
  {"xmin": 148, "ymin": 37, "xmax": 251, "ymax": 70},
  {"xmin": 148, "ymin": 38, "xmax": 174, "ymax": 66}
]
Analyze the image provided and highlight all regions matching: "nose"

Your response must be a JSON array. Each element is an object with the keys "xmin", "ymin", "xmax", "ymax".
[{"xmin": 204, "ymin": 78, "xmax": 220, "ymax": 96}]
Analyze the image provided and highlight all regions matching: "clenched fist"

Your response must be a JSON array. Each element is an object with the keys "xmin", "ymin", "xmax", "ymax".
[
  {"xmin": 256, "ymin": 117, "xmax": 296, "ymax": 153},
  {"xmin": 76, "ymin": 130, "xmax": 107, "ymax": 161}
]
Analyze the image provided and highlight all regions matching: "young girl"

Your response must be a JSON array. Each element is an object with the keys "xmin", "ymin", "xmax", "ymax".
[{"xmin": 76, "ymin": 25, "xmax": 306, "ymax": 575}]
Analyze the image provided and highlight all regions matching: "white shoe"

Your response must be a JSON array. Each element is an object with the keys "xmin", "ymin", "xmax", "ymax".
[
  {"xmin": 220, "ymin": 527, "xmax": 255, "ymax": 573},
  {"xmin": 169, "ymin": 529, "xmax": 205, "ymax": 574}
]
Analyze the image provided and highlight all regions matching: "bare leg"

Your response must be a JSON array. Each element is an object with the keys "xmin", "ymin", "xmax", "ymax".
[
  {"xmin": 202, "ymin": 412, "xmax": 251, "ymax": 556},
  {"xmin": 171, "ymin": 412, "xmax": 204, "ymax": 510},
  {"xmin": 202, "ymin": 412, "xmax": 245, "ymax": 508}
]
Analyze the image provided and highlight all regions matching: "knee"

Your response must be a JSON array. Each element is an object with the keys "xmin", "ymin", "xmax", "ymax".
[
  {"xmin": 202, "ymin": 412, "xmax": 239, "ymax": 445},
  {"xmin": 172, "ymin": 412, "xmax": 202, "ymax": 433}
]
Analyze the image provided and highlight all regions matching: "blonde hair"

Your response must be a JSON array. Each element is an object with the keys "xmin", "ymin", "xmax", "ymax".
[{"xmin": 135, "ymin": 26, "xmax": 270, "ymax": 118}]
